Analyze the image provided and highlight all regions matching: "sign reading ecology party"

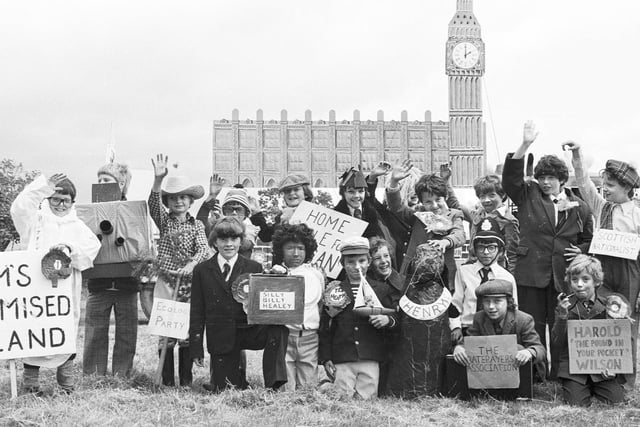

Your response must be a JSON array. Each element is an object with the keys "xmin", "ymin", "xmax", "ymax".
[
  {"xmin": 290, "ymin": 201, "xmax": 368, "ymax": 278},
  {"xmin": 589, "ymin": 229, "xmax": 640, "ymax": 260},
  {"xmin": 148, "ymin": 299, "xmax": 190, "ymax": 340},
  {"xmin": 0, "ymin": 250, "xmax": 76, "ymax": 359},
  {"xmin": 464, "ymin": 335, "xmax": 520, "ymax": 389},
  {"xmin": 567, "ymin": 319, "xmax": 633, "ymax": 374}
]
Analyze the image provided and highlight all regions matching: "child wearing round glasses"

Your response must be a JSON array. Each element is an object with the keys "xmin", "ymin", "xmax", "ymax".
[
  {"xmin": 11, "ymin": 173, "xmax": 101, "ymax": 394},
  {"xmin": 449, "ymin": 218, "xmax": 518, "ymax": 343}
]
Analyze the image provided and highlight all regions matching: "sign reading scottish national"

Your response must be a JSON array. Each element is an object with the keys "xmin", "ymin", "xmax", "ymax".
[
  {"xmin": 589, "ymin": 229, "xmax": 640, "ymax": 260},
  {"xmin": 290, "ymin": 201, "xmax": 368, "ymax": 278},
  {"xmin": 0, "ymin": 250, "xmax": 77, "ymax": 360}
]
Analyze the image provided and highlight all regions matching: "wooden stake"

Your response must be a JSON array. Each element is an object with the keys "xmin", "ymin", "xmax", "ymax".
[
  {"xmin": 154, "ymin": 276, "xmax": 181, "ymax": 387},
  {"xmin": 9, "ymin": 360, "xmax": 18, "ymax": 399}
]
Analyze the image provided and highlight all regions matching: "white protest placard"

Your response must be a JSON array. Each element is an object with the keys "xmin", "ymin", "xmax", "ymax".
[
  {"xmin": 0, "ymin": 250, "xmax": 77, "ymax": 360},
  {"xmin": 289, "ymin": 201, "xmax": 368, "ymax": 278},
  {"xmin": 464, "ymin": 335, "xmax": 520, "ymax": 389},
  {"xmin": 589, "ymin": 229, "xmax": 640, "ymax": 260},
  {"xmin": 148, "ymin": 298, "xmax": 190, "ymax": 340},
  {"xmin": 567, "ymin": 319, "xmax": 633, "ymax": 374}
]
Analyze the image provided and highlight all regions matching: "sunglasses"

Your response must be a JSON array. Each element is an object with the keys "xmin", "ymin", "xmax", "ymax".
[{"xmin": 222, "ymin": 205, "xmax": 246, "ymax": 214}]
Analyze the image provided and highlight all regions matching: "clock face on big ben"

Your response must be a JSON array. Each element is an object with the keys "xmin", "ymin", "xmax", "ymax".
[{"xmin": 452, "ymin": 42, "xmax": 479, "ymax": 69}]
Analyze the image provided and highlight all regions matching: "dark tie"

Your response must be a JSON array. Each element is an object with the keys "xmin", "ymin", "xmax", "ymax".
[
  {"xmin": 476, "ymin": 268, "xmax": 491, "ymax": 312},
  {"xmin": 354, "ymin": 208, "xmax": 362, "ymax": 219},
  {"xmin": 223, "ymin": 263, "xmax": 231, "ymax": 282},
  {"xmin": 494, "ymin": 322, "xmax": 503, "ymax": 335},
  {"xmin": 600, "ymin": 202, "xmax": 616, "ymax": 230}
]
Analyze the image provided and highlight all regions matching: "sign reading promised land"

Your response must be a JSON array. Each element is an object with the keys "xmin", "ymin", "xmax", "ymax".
[
  {"xmin": 0, "ymin": 250, "xmax": 77, "ymax": 360},
  {"xmin": 464, "ymin": 335, "xmax": 520, "ymax": 389},
  {"xmin": 148, "ymin": 298, "xmax": 190, "ymax": 340},
  {"xmin": 568, "ymin": 319, "xmax": 633, "ymax": 375},
  {"xmin": 589, "ymin": 229, "xmax": 640, "ymax": 260},
  {"xmin": 290, "ymin": 201, "xmax": 368, "ymax": 278}
]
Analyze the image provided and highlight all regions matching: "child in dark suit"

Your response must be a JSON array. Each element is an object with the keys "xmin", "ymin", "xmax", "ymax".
[
  {"xmin": 319, "ymin": 236, "xmax": 398, "ymax": 399},
  {"xmin": 189, "ymin": 217, "xmax": 288, "ymax": 392}
]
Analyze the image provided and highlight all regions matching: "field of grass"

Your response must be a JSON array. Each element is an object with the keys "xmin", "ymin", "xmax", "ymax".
[{"xmin": 2, "ymin": 314, "xmax": 640, "ymax": 426}]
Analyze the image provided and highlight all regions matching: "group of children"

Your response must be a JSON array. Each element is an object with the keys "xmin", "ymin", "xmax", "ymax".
[{"xmin": 10, "ymin": 122, "xmax": 640, "ymax": 406}]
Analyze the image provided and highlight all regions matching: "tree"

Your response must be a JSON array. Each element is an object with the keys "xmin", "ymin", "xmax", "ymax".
[
  {"xmin": 0, "ymin": 159, "xmax": 39, "ymax": 250},
  {"xmin": 313, "ymin": 189, "xmax": 334, "ymax": 209},
  {"xmin": 257, "ymin": 187, "xmax": 282, "ymax": 223}
]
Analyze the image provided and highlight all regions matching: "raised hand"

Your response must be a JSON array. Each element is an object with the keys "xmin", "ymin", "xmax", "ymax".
[
  {"xmin": 389, "ymin": 159, "xmax": 413, "ymax": 185},
  {"xmin": 370, "ymin": 161, "xmax": 392, "ymax": 179},
  {"xmin": 522, "ymin": 121, "xmax": 539, "ymax": 145},
  {"xmin": 439, "ymin": 163, "xmax": 452, "ymax": 181},
  {"xmin": 561, "ymin": 141, "xmax": 580, "ymax": 152},
  {"xmin": 47, "ymin": 173, "xmax": 68, "ymax": 191},
  {"xmin": 151, "ymin": 154, "xmax": 169, "ymax": 180},
  {"xmin": 209, "ymin": 174, "xmax": 225, "ymax": 198}
]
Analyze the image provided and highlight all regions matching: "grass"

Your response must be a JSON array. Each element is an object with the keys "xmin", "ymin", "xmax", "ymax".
[{"xmin": 2, "ymin": 318, "xmax": 640, "ymax": 426}]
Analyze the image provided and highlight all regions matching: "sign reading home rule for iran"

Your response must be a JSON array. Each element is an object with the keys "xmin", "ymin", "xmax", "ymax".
[
  {"xmin": 290, "ymin": 201, "xmax": 368, "ymax": 279},
  {"xmin": 0, "ymin": 250, "xmax": 77, "ymax": 360}
]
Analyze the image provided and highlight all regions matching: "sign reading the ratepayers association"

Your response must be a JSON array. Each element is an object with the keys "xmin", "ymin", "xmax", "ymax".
[
  {"xmin": 464, "ymin": 335, "xmax": 520, "ymax": 389},
  {"xmin": 290, "ymin": 201, "xmax": 367, "ymax": 279},
  {"xmin": 0, "ymin": 251, "xmax": 77, "ymax": 360}
]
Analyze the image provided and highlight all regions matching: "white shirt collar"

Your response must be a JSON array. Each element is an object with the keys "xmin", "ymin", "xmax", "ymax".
[{"xmin": 218, "ymin": 253, "xmax": 238, "ymax": 272}]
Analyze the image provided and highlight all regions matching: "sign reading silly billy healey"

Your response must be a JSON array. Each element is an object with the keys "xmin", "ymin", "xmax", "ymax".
[
  {"xmin": 568, "ymin": 319, "xmax": 633, "ymax": 374},
  {"xmin": 290, "ymin": 201, "xmax": 368, "ymax": 279},
  {"xmin": 0, "ymin": 251, "xmax": 76, "ymax": 360}
]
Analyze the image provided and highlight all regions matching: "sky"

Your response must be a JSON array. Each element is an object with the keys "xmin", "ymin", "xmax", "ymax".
[{"xmin": 1, "ymin": 0, "xmax": 639, "ymax": 203}]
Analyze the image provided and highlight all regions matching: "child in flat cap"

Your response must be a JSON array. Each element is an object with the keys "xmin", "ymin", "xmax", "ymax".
[
  {"xmin": 449, "ymin": 219, "xmax": 517, "ymax": 344},
  {"xmin": 452, "ymin": 278, "xmax": 546, "ymax": 379},
  {"xmin": 564, "ymin": 141, "xmax": 640, "ymax": 386},
  {"xmin": 148, "ymin": 154, "xmax": 211, "ymax": 386},
  {"xmin": 319, "ymin": 236, "xmax": 399, "ymax": 399}
]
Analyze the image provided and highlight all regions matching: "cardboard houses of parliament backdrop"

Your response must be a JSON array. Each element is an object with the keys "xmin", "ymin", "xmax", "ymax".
[{"xmin": 212, "ymin": 0, "xmax": 486, "ymax": 188}]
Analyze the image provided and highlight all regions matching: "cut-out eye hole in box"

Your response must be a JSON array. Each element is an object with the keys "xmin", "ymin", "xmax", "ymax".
[{"xmin": 246, "ymin": 274, "xmax": 305, "ymax": 325}]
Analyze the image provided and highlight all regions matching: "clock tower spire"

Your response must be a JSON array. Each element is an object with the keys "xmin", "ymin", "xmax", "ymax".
[{"xmin": 446, "ymin": 0, "xmax": 486, "ymax": 186}]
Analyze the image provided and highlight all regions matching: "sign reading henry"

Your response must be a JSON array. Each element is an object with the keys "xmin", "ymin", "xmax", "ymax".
[
  {"xmin": 148, "ymin": 298, "xmax": 190, "ymax": 340},
  {"xmin": 290, "ymin": 201, "xmax": 367, "ymax": 278},
  {"xmin": 464, "ymin": 335, "xmax": 520, "ymax": 389},
  {"xmin": 588, "ymin": 229, "xmax": 640, "ymax": 260},
  {"xmin": 0, "ymin": 250, "xmax": 76, "ymax": 360},
  {"xmin": 568, "ymin": 319, "xmax": 633, "ymax": 374}
]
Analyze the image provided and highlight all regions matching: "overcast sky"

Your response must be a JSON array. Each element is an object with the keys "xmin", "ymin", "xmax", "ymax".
[{"xmin": 1, "ymin": 0, "xmax": 639, "ymax": 203}]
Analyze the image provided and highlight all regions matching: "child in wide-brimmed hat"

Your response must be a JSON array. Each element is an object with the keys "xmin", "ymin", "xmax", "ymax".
[{"xmin": 148, "ymin": 154, "xmax": 211, "ymax": 386}]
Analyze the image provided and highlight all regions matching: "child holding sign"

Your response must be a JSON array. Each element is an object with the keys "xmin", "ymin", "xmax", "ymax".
[
  {"xmin": 452, "ymin": 279, "xmax": 545, "ymax": 375},
  {"xmin": 271, "ymin": 223, "xmax": 325, "ymax": 391},
  {"xmin": 551, "ymin": 255, "xmax": 626, "ymax": 406},
  {"xmin": 564, "ymin": 141, "xmax": 640, "ymax": 386},
  {"xmin": 11, "ymin": 173, "xmax": 101, "ymax": 394},
  {"xmin": 319, "ymin": 236, "xmax": 399, "ymax": 399}
]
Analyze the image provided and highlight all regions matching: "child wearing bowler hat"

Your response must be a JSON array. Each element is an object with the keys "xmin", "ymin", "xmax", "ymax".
[
  {"xmin": 148, "ymin": 154, "xmax": 211, "ymax": 386},
  {"xmin": 319, "ymin": 236, "xmax": 399, "ymax": 399},
  {"xmin": 452, "ymin": 278, "xmax": 545, "ymax": 379},
  {"xmin": 565, "ymin": 141, "xmax": 640, "ymax": 387}
]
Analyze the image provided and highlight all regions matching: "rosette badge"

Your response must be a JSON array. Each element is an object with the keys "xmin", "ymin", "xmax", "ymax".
[
  {"xmin": 606, "ymin": 294, "xmax": 634, "ymax": 321},
  {"xmin": 41, "ymin": 248, "xmax": 72, "ymax": 287},
  {"xmin": 323, "ymin": 281, "xmax": 351, "ymax": 317}
]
